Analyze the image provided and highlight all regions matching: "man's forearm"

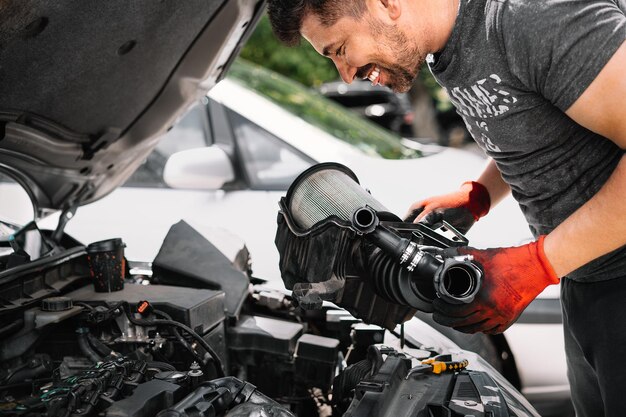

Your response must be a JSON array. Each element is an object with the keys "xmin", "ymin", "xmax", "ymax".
[
  {"xmin": 544, "ymin": 154, "xmax": 626, "ymax": 277},
  {"xmin": 476, "ymin": 158, "xmax": 510, "ymax": 207}
]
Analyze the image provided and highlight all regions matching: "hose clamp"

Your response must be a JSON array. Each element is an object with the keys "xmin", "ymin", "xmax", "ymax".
[
  {"xmin": 407, "ymin": 250, "xmax": 425, "ymax": 272},
  {"xmin": 400, "ymin": 241, "xmax": 418, "ymax": 265}
]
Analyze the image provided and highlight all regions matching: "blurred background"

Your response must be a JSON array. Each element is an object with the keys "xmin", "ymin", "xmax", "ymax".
[{"xmin": 239, "ymin": 15, "xmax": 472, "ymax": 149}]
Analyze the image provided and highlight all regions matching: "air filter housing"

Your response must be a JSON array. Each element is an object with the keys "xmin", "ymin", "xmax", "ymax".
[
  {"xmin": 285, "ymin": 163, "xmax": 392, "ymax": 230},
  {"xmin": 276, "ymin": 163, "xmax": 480, "ymax": 330},
  {"xmin": 276, "ymin": 163, "xmax": 417, "ymax": 329}
]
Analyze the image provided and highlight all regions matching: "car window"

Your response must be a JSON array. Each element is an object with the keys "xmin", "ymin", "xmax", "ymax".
[
  {"xmin": 227, "ymin": 110, "xmax": 314, "ymax": 190},
  {"xmin": 156, "ymin": 103, "xmax": 209, "ymax": 156},
  {"xmin": 125, "ymin": 104, "xmax": 209, "ymax": 187},
  {"xmin": 228, "ymin": 60, "xmax": 421, "ymax": 160}
]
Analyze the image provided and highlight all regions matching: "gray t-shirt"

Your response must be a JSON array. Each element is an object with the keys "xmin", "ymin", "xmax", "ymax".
[{"xmin": 429, "ymin": 0, "xmax": 626, "ymax": 282}]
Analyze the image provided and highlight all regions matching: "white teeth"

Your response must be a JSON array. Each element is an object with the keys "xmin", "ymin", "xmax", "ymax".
[{"xmin": 367, "ymin": 65, "xmax": 381, "ymax": 84}]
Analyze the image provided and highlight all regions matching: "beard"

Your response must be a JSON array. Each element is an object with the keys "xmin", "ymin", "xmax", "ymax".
[
  {"xmin": 381, "ymin": 61, "xmax": 423, "ymax": 93},
  {"xmin": 368, "ymin": 18, "xmax": 426, "ymax": 93}
]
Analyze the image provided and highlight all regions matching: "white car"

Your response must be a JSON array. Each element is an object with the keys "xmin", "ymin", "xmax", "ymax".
[
  {"xmin": 37, "ymin": 60, "xmax": 571, "ymax": 416},
  {"xmin": 0, "ymin": 1, "xmax": 547, "ymax": 414}
]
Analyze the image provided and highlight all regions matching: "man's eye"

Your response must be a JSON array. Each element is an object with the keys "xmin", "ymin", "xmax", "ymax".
[{"xmin": 336, "ymin": 45, "xmax": 345, "ymax": 57}]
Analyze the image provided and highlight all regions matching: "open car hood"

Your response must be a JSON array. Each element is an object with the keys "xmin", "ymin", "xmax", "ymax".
[{"xmin": 0, "ymin": 0, "xmax": 264, "ymax": 217}]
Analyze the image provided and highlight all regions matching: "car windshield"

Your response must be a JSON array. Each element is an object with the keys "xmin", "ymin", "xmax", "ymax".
[{"xmin": 227, "ymin": 60, "xmax": 421, "ymax": 160}]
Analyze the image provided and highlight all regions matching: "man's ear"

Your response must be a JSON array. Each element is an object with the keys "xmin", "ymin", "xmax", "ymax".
[{"xmin": 370, "ymin": 0, "xmax": 401, "ymax": 21}]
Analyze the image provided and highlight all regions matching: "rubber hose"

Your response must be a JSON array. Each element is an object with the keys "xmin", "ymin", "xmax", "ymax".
[
  {"xmin": 153, "ymin": 309, "xmax": 207, "ymax": 370},
  {"xmin": 77, "ymin": 332, "xmax": 102, "ymax": 364},
  {"xmin": 86, "ymin": 332, "xmax": 113, "ymax": 357},
  {"xmin": 332, "ymin": 359, "xmax": 373, "ymax": 406}
]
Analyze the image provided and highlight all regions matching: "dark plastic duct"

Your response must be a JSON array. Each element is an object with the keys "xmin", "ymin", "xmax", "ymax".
[{"xmin": 276, "ymin": 163, "xmax": 482, "ymax": 329}]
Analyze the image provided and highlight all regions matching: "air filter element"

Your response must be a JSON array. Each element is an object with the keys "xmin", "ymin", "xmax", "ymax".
[{"xmin": 285, "ymin": 163, "xmax": 390, "ymax": 230}]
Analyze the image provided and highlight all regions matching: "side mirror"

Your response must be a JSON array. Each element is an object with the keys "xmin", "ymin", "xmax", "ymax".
[{"xmin": 163, "ymin": 146, "xmax": 235, "ymax": 190}]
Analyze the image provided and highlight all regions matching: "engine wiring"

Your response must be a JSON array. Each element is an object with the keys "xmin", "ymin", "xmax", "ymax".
[
  {"xmin": 151, "ymin": 308, "xmax": 208, "ymax": 373},
  {"xmin": 71, "ymin": 300, "xmax": 222, "ymax": 377},
  {"xmin": 1, "ymin": 358, "xmax": 148, "ymax": 416},
  {"xmin": 120, "ymin": 302, "xmax": 225, "ymax": 378}
]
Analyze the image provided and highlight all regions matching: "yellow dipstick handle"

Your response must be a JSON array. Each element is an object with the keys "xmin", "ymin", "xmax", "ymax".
[{"xmin": 422, "ymin": 358, "xmax": 469, "ymax": 374}]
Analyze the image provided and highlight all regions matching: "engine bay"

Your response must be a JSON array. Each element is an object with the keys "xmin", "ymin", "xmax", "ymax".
[{"xmin": 0, "ymin": 220, "xmax": 537, "ymax": 417}]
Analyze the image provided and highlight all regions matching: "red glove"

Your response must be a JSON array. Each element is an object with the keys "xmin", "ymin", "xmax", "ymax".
[
  {"xmin": 404, "ymin": 181, "xmax": 491, "ymax": 234},
  {"xmin": 432, "ymin": 235, "xmax": 559, "ymax": 334}
]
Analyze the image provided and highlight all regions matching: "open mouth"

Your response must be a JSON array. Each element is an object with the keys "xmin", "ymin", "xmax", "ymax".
[
  {"xmin": 356, "ymin": 64, "xmax": 382, "ymax": 86},
  {"xmin": 366, "ymin": 64, "xmax": 381, "ymax": 86}
]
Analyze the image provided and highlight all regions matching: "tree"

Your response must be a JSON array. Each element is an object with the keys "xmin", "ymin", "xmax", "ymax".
[
  {"xmin": 240, "ymin": 14, "xmax": 460, "ymax": 145},
  {"xmin": 240, "ymin": 15, "xmax": 338, "ymax": 87}
]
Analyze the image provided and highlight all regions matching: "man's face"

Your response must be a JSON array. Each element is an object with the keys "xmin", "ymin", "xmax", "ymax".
[{"xmin": 301, "ymin": 7, "xmax": 426, "ymax": 93}]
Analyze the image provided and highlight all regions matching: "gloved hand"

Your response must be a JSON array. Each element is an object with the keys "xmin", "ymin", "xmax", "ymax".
[
  {"xmin": 432, "ymin": 235, "xmax": 559, "ymax": 334},
  {"xmin": 404, "ymin": 181, "xmax": 491, "ymax": 234}
]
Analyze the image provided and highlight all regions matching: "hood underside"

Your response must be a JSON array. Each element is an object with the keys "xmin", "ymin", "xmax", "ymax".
[{"xmin": 0, "ymin": 0, "xmax": 264, "ymax": 216}]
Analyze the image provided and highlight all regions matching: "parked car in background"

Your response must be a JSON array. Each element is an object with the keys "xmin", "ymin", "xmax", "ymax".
[
  {"xmin": 319, "ymin": 80, "xmax": 416, "ymax": 137},
  {"xmin": 35, "ymin": 60, "xmax": 572, "ymax": 416},
  {"xmin": 320, "ymin": 79, "xmax": 474, "ymax": 147}
]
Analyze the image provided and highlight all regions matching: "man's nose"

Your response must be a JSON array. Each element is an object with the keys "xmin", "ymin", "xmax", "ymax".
[{"xmin": 334, "ymin": 59, "xmax": 357, "ymax": 83}]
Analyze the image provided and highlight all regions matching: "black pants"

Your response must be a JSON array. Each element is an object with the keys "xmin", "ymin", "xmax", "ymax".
[{"xmin": 561, "ymin": 276, "xmax": 626, "ymax": 417}]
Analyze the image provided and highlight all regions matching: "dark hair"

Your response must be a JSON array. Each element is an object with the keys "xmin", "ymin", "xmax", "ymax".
[{"xmin": 267, "ymin": 0, "xmax": 366, "ymax": 46}]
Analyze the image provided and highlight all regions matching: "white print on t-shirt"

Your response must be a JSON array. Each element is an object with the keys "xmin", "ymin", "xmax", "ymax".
[
  {"xmin": 443, "ymin": 74, "xmax": 518, "ymax": 153},
  {"xmin": 445, "ymin": 74, "xmax": 517, "ymax": 118}
]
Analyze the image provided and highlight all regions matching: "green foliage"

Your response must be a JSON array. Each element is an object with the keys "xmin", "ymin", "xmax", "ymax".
[
  {"xmin": 240, "ymin": 14, "xmax": 450, "ymax": 109},
  {"xmin": 420, "ymin": 66, "xmax": 452, "ymax": 112},
  {"xmin": 229, "ymin": 60, "xmax": 421, "ymax": 159},
  {"xmin": 240, "ymin": 14, "xmax": 339, "ymax": 87}
]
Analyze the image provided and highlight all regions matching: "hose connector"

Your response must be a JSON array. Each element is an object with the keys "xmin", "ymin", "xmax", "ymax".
[{"xmin": 434, "ymin": 255, "xmax": 483, "ymax": 304}]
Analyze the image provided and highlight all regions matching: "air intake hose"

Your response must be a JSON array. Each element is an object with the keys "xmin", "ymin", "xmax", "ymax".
[{"xmin": 277, "ymin": 163, "xmax": 482, "ymax": 319}]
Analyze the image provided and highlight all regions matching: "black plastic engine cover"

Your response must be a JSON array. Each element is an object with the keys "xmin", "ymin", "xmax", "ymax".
[
  {"xmin": 344, "ymin": 354, "xmax": 515, "ymax": 417},
  {"xmin": 157, "ymin": 377, "xmax": 295, "ymax": 417},
  {"xmin": 152, "ymin": 220, "xmax": 249, "ymax": 319},
  {"xmin": 66, "ymin": 283, "xmax": 225, "ymax": 335},
  {"xmin": 104, "ymin": 379, "xmax": 184, "ymax": 417}
]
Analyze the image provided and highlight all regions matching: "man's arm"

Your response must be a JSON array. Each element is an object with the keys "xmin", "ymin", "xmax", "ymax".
[
  {"xmin": 475, "ymin": 158, "xmax": 510, "ymax": 207},
  {"xmin": 544, "ymin": 41, "xmax": 626, "ymax": 277},
  {"xmin": 407, "ymin": 158, "xmax": 510, "ymax": 221},
  {"xmin": 405, "ymin": 158, "xmax": 509, "ymax": 234}
]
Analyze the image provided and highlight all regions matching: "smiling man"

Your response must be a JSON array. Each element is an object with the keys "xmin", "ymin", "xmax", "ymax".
[{"xmin": 267, "ymin": 0, "xmax": 626, "ymax": 415}]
